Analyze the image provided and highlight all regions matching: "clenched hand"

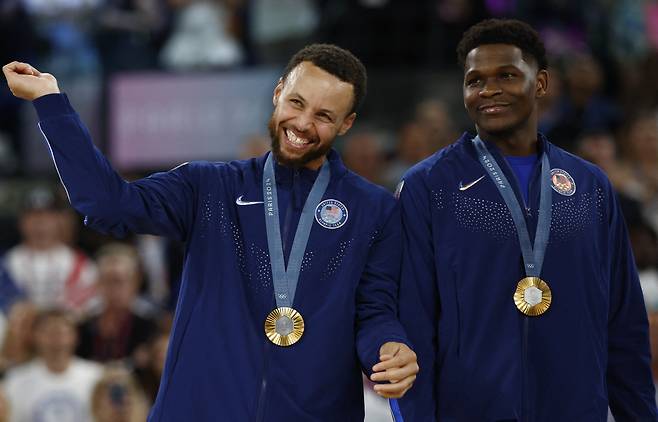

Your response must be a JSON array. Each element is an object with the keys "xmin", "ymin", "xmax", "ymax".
[
  {"xmin": 370, "ymin": 341, "xmax": 419, "ymax": 398},
  {"xmin": 3, "ymin": 61, "xmax": 60, "ymax": 101}
]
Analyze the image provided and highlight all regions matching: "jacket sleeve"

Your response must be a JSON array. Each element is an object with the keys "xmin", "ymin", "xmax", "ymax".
[
  {"xmin": 397, "ymin": 169, "xmax": 439, "ymax": 422},
  {"xmin": 355, "ymin": 198, "xmax": 411, "ymax": 377},
  {"xmin": 605, "ymin": 182, "xmax": 658, "ymax": 421},
  {"xmin": 33, "ymin": 94, "xmax": 198, "ymax": 242}
]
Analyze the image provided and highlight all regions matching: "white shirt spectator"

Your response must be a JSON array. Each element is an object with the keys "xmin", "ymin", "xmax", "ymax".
[
  {"xmin": 4, "ymin": 245, "xmax": 98, "ymax": 312},
  {"xmin": 3, "ymin": 358, "xmax": 103, "ymax": 422},
  {"xmin": 160, "ymin": 0, "xmax": 244, "ymax": 70}
]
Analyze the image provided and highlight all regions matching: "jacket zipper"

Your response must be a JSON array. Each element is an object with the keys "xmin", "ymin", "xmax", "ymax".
[
  {"xmin": 257, "ymin": 168, "xmax": 298, "ymax": 421},
  {"xmin": 521, "ymin": 159, "xmax": 543, "ymax": 422},
  {"xmin": 499, "ymin": 152, "xmax": 541, "ymax": 422}
]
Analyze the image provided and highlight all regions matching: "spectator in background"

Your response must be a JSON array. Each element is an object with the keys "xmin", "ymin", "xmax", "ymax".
[
  {"xmin": 620, "ymin": 112, "xmax": 658, "ymax": 232},
  {"xmin": 91, "ymin": 365, "xmax": 149, "ymax": 422},
  {"xmin": 3, "ymin": 187, "xmax": 98, "ymax": 313},
  {"xmin": 21, "ymin": 0, "xmax": 102, "ymax": 78},
  {"xmin": 576, "ymin": 130, "xmax": 646, "ymax": 202},
  {"xmin": 608, "ymin": 0, "xmax": 655, "ymax": 113},
  {"xmin": 386, "ymin": 98, "xmax": 458, "ymax": 189},
  {"xmin": 77, "ymin": 243, "xmax": 157, "ymax": 365},
  {"xmin": 0, "ymin": 0, "xmax": 37, "ymax": 175},
  {"xmin": 93, "ymin": 0, "xmax": 167, "ymax": 74},
  {"xmin": 159, "ymin": 0, "xmax": 244, "ymax": 70},
  {"xmin": 0, "ymin": 301, "xmax": 36, "ymax": 374},
  {"xmin": 134, "ymin": 235, "xmax": 170, "ymax": 309},
  {"xmin": 413, "ymin": 98, "xmax": 458, "ymax": 152},
  {"xmin": 630, "ymin": 220, "xmax": 658, "ymax": 311},
  {"xmin": 58, "ymin": 206, "xmax": 86, "ymax": 249},
  {"xmin": 341, "ymin": 129, "xmax": 388, "ymax": 187},
  {"xmin": 622, "ymin": 112, "xmax": 658, "ymax": 198},
  {"xmin": 428, "ymin": 0, "xmax": 489, "ymax": 65},
  {"xmin": 628, "ymin": 219, "xmax": 658, "ymax": 382},
  {"xmin": 135, "ymin": 330, "xmax": 169, "ymax": 404},
  {"xmin": 385, "ymin": 122, "xmax": 435, "ymax": 189},
  {"xmin": 517, "ymin": 1, "xmax": 590, "ymax": 55},
  {"xmin": 3, "ymin": 309, "xmax": 103, "ymax": 422},
  {"xmin": 249, "ymin": 0, "xmax": 318, "ymax": 64},
  {"xmin": 540, "ymin": 52, "xmax": 620, "ymax": 152}
]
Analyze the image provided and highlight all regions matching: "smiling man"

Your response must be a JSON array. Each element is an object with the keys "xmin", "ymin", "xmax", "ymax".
[
  {"xmin": 3, "ymin": 44, "xmax": 418, "ymax": 421},
  {"xmin": 397, "ymin": 19, "xmax": 657, "ymax": 421}
]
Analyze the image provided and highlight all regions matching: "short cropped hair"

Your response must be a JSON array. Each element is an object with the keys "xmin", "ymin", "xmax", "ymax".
[
  {"xmin": 457, "ymin": 19, "xmax": 548, "ymax": 70},
  {"xmin": 34, "ymin": 308, "xmax": 76, "ymax": 330},
  {"xmin": 281, "ymin": 44, "xmax": 367, "ymax": 114}
]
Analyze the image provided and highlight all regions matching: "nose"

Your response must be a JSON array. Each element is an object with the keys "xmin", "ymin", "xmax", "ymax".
[
  {"xmin": 293, "ymin": 111, "xmax": 313, "ymax": 132},
  {"xmin": 479, "ymin": 78, "xmax": 502, "ymax": 98}
]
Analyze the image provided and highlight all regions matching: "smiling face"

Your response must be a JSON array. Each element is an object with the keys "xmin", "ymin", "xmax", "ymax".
[
  {"xmin": 463, "ymin": 44, "xmax": 547, "ymax": 141},
  {"xmin": 268, "ymin": 61, "xmax": 356, "ymax": 169},
  {"xmin": 34, "ymin": 314, "xmax": 77, "ymax": 362}
]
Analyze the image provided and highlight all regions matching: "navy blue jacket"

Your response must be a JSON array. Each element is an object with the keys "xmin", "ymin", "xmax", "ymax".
[
  {"xmin": 397, "ymin": 133, "xmax": 657, "ymax": 422},
  {"xmin": 34, "ymin": 94, "xmax": 408, "ymax": 421}
]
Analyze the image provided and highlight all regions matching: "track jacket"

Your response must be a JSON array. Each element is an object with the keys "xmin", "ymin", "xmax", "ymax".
[
  {"xmin": 33, "ymin": 93, "xmax": 408, "ymax": 421},
  {"xmin": 397, "ymin": 133, "xmax": 657, "ymax": 422}
]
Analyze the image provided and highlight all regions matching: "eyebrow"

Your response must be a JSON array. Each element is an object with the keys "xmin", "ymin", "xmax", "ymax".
[
  {"xmin": 465, "ymin": 64, "xmax": 521, "ymax": 76},
  {"xmin": 290, "ymin": 92, "xmax": 337, "ymax": 118}
]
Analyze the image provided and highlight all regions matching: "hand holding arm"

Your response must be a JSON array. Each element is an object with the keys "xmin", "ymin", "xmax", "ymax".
[
  {"xmin": 369, "ymin": 342, "xmax": 419, "ymax": 399},
  {"xmin": 3, "ymin": 61, "xmax": 60, "ymax": 101}
]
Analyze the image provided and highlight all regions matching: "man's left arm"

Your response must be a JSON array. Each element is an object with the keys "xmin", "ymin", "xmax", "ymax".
[
  {"xmin": 355, "ymin": 202, "xmax": 418, "ymax": 399},
  {"xmin": 606, "ymin": 183, "xmax": 658, "ymax": 421}
]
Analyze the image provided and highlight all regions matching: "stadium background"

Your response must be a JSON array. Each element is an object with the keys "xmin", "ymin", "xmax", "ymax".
[{"xmin": 0, "ymin": 0, "xmax": 657, "ymax": 420}]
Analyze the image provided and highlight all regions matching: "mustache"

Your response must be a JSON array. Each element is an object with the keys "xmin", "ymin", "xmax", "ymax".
[{"xmin": 267, "ymin": 113, "xmax": 330, "ymax": 167}]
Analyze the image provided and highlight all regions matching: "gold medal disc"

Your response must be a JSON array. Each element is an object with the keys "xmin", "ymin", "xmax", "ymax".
[
  {"xmin": 264, "ymin": 307, "xmax": 305, "ymax": 347},
  {"xmin": 514, "ymin": 277, "xmax": 552, "ymax": 316}
]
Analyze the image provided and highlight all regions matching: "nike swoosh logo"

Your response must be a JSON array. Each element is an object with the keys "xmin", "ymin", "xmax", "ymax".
[
  {"xmin": 236, "ymin": 195, "xmax": 264, "ymax": 206},
  {"xmin": 458, "ymin": 175, "xmax": 485, "ymax": 191}
]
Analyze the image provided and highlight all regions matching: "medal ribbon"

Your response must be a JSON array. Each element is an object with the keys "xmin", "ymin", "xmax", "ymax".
[
  {"xmin": 263, "ymin": 153, "xmax": 330, "ymax": 308},
  {"xmin": 472, "ymin": 136, "xmax": 552, "ymax": 277}
]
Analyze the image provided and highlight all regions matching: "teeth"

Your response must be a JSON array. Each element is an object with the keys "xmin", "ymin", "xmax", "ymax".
[{"xmin": 286, "ymin": 129, "xmax": 308, "ymax": 146}]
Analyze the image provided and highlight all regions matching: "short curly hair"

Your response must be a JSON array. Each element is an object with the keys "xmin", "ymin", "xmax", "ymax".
[
  {"xmin": 457, "ymin": 19, "xmax": 548, "ymax": 70},
  {"xmin": 281, "ymin": 44, "xmax": 367, "ymax": 114}
]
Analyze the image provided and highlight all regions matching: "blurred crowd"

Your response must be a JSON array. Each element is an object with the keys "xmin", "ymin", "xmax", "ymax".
[
  {"xmin": 1, "ymin": 0, "xmax": 658, "ymax": 421},
  {"xmin": 0, "ymin": 185, "xmax": 174, "ymax": 421}
]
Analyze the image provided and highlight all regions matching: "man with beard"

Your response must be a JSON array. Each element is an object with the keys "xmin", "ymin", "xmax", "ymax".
[
  {"xmin": 3, "ymin": 44, "xmax": 418, "ymax": 421},
  {"xmin": 396, "ymin": 19, "xmax": 657, "ymax": 421}
]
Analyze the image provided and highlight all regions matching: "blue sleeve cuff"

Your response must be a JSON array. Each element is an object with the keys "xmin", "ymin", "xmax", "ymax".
[{"xmin": 33, "ymin": 93, "xmax": 75, "ymax": 121}]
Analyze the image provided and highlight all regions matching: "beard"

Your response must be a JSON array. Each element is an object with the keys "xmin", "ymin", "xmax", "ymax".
[{"xmin": 267, "ymin": 113, "xmax": 332, "ymax": 168}]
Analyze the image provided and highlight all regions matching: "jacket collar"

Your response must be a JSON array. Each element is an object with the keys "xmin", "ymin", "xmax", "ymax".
[
  {"xmin": 256, "ymin": 149, "xmax": 349, "ymax": 185},
  {"xmin": 460, "ymin": 131, "xmax": 552, "ymax": 158}
]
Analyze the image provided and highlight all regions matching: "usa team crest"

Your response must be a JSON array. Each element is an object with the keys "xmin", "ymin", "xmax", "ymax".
[
  {"xmin": 315, "ymin": 199, "xmax": 348, "ymax": 229},
  {"xmin": 550, "ymin": 168, "xmax": 576, "ymax": 196}
]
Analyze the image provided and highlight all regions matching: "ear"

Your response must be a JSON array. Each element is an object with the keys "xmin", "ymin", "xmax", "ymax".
[
  {"xmin": 338, "ymin": 112, "xmax": 356, "ymax": 136},
  {"xmin": 536, "ymin": 69, "xmax": 549, "ymax": 99},
  {"xmin": 272, "ymin": 78, "xmax": 284, "ymax": 106}
]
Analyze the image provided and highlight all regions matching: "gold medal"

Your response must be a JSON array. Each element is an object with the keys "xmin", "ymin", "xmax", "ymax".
[
  {"xmin": 514, "ymin": 277, "xmax": 552, "ymax": 316},
  {"xmin": 264, "ymin": 307, "xmax": 305, "ymax": 347}
]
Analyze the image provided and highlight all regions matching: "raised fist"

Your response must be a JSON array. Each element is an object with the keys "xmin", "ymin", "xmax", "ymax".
[{"xmin": 2, "ymin": 61, "xmax": 60, "ymax": 101}]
